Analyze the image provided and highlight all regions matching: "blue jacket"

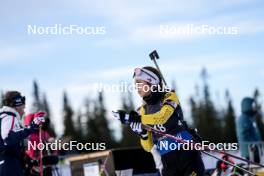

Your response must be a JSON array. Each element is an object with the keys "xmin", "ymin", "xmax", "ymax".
[{"xmin": 236, "ymin": 97, "xmax": 261, "ymax": 158}]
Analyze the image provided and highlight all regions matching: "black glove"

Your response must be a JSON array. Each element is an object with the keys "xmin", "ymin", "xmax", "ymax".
[
  {"xmin": 112, "ymin": 110, "xmax": 141, "ymax": 124},
  {"xmin": 130, "ymin": 122, "xmax": 148, "ymax": 140}
]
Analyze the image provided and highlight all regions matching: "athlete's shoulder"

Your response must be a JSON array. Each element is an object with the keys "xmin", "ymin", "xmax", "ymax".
[
  {"xmin": 163, "ymin": 91, "xmax": 180, "ymax": 105},
  {"xmin": 163, "ymin": 91, "xmax": 177, "ymax": 101}
]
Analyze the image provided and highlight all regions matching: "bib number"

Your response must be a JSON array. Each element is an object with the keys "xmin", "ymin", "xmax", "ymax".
[{"xmin": 153, "ymin": 124, "xmax": 166, "ymax": 132}]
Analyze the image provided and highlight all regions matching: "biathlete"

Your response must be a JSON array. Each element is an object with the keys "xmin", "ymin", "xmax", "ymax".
[{"xmin": 113, "ymin": 66, "xmax": 205, "ymax": 176}]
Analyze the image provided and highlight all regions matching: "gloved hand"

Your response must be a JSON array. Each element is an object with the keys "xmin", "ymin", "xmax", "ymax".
[
  {"xmin": 130, "ymin": 122, "xmax": 148, "ymax": 139},
  {"xmin": 112, "ymin": 110, "xmax": 141, "ymax": 124},
  {"xmin": 30, "ymin": 111, "xmax": 46, "ymax": 129}
]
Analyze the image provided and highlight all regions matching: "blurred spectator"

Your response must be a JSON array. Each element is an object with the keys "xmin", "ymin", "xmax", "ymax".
[
  {"xmin": 236, "ymin": 97, "xmax": 262, "ymax": 162},
  {"xmin": 24, "ymin": 113, "xmax": 57, "ymax": 176}
]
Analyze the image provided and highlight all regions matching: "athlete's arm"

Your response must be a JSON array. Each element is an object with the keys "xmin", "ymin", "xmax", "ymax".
[
  {"xmin": 137, "ymin": 106, "xmax": 154, "ymax": 152},
  {"xmin": 140, "ymin": 131, "xmax": 153, "ymax": 152},
  {"xmin": 141, "ymin": 92, "xmax": 180, "ymax": 125}
]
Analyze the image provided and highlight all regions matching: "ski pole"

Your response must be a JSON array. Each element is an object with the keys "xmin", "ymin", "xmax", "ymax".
[
  {"xmin": 202, "ymin": 151, "xmax": 256, "ymax": 176},
  {"xmin": 141, "ymin": 124, "xmax": 259, "ymax": 175},
  {"xmin": 142, "ymin": 124, "xmax": 264, "ymax": 168},
  {"xmin": 39, "ymin": 126, "xmax": 43, "ymax": 176},
  {"xmin": 149, "ymin": 50, "xmax": 168, "ymax": 87},
  {"xmin": 216, "ymin": 150, "xmax": 264, "ymax": 168}
]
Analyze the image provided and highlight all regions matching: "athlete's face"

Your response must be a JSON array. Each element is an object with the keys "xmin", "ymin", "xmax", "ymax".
[{"xmin": 135, "ymin": 79, "xmax": 151, "ymax": 97}]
